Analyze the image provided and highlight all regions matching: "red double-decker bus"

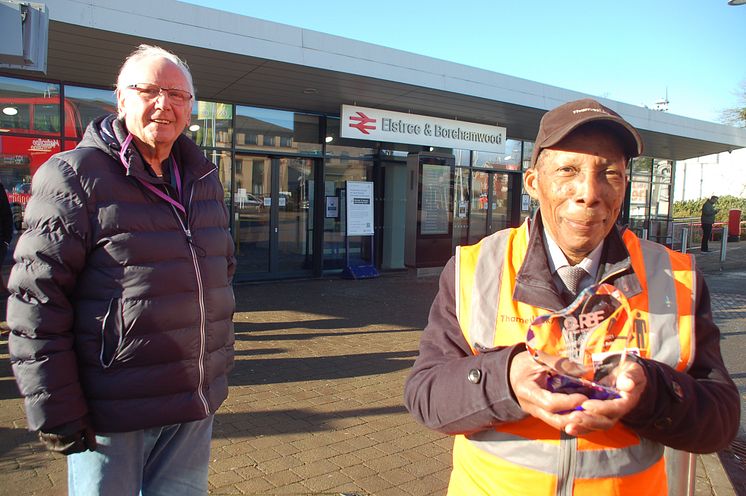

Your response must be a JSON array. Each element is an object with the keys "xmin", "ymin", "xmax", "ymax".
[{"xmin": 1, "ymin": 96, "xmax": 92, "ymax": 228}]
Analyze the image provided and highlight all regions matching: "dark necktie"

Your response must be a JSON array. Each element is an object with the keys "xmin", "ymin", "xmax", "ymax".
[{"xmin": 557, "ymin": 265, "xmax": 587, "ymax": 297}]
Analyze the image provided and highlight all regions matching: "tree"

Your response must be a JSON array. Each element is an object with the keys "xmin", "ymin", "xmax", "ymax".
[{"xmin": 721, "ymin": 79, "xmax": 746, "ymax": 127}]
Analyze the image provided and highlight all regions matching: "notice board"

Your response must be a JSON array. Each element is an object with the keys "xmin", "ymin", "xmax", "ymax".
[{"xmin": 346, "ymin": 181, "xmax": 374, "ymax": 236}]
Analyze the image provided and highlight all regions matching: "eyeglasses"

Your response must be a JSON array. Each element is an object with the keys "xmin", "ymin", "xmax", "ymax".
[{"xmin": 126, "ymin": 83, "xmax": 192, "ymax": 105}]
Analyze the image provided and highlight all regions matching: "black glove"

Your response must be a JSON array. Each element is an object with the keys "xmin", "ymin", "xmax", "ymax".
[{"xmin": 38, "ymin": 418, "xmax": 97, "ymax": 455}]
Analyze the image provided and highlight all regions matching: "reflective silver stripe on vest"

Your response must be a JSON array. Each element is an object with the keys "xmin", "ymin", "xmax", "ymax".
[
  {"xmin": 557, "ymin": 432, "xmax": 577, "ymax": 496},
  {"xmin": 639, "ymin": 240, "xmax": 682, "ymax": 367},
  {"xmin": 467, "ymin": 429, "xmax": 664, "ymax": 478},
  {"xmin": 467, "ymin": 230, "xmax": 510, "ymax": 348}
]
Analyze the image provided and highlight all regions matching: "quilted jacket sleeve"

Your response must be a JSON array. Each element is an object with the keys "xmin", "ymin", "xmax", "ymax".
[{"xmin": 7, "ymin": 156, "xmax": 91, "ymax": 431}]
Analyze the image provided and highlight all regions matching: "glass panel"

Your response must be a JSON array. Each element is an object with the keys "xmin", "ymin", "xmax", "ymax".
[
  {"xmin": 452, "ymin": 167, "xmax": 470, "ymax": 250},
  {"xmin": 523, "ymin": 141, "xmax": 535, "ymax": 170},
  {"xmin": 490, "ymin": 173, "xmax": 512, "ymax": 233},
  {"xmin": 650, "ymin": 182, "xmax": 670, "ymax": 218},
  {"xmin": 323, "ymin": 154, "xmax": 372, "ymax": 270},
  {"xmin": 381, "ymin": 162, "xmax": 407, "ymax": 270},
  {"xmin": 0, "ymin": 78, "xmax": 61, "ymax": 229},
  {"xmin": 204, "ymin": 149, "xmax": 232, "ymax": 210},
  {"xmin": 235, "ymin": 106, "xmax": 321, "ymax": 155},
  {"xmin": 63, "ymin": 86, "xmax": 118, "ymax": 139},
  {"xmin": 278, "ymin": 158, "xmax": 314, "ymax": 272},
  {"xmin": 0, "ymin": 76, "xmax": 61, "ymax": 136},
  {"xmin": 472, "ymin": 139, "xmax": 522, "ymax": 170},
  {"xmin": 325, "ymin": 117, "xmax": 375, "ymax": 160},
  {"xmin": 652, "ymin": 159, "xmax": 672, "ymax": 183},
  {"xmin": 234, "ymin": 155, "xmax": 271, "ymax": 274},
  {"xmin": 453, "ymin": 149, "xmax": 470, "ymax": 167},
  {"xmin": 630, "ymin": 156, "xmax": 652, "ymax": 179},
  {"xmin": 186, "ymin": 101, "xmax": 233, "ymax": 149},
  {"xmin": 648, "ymin": 180, "xmax": 671, "ymax": 244},
  {"xmin": 629, "ymin": 180, "xmax": 650, "ymax": 237},
  {"xmin": 469, "ymin": 171, "xmax": 488, "ymax": 244}
]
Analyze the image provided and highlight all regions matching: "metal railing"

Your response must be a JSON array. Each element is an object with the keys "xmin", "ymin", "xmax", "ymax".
[{"xmin": 669, "ymin": 218, "xmax": 731, "ymax": 252}]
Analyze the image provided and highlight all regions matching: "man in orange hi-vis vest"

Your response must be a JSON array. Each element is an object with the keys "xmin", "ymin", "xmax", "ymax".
[{"xmin": 404, "ymin": 98, "xmax": 739, "ymax": 495}]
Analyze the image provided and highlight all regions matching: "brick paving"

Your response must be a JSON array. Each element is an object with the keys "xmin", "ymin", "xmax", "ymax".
[{"xmin": 0, "ymin": 239, "xmax": 744, "ymax": 495}]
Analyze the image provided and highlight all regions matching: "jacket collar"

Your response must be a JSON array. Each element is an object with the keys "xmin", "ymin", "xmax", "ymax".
[
  {"xmin": 513, "ymin": 210, "xmax": 642, "ymax": 311},
  {"xmin": 84, "ymin": 114, "xmax": 216, "ymax": 184}
]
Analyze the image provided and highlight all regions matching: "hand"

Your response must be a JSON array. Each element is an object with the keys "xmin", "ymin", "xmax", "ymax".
[
  {"xmin": 563, "ymin": 359, "xmax": 647, "ymax": 436},
  {"xmin": 38, "ymin": 420, "xmax": 97, "ymax": 455},
  {"xmin": 509, "ymin": 351, "xmax": 589, "ymax": 432}
]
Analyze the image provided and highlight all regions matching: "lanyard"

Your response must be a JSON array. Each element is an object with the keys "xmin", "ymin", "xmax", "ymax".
[{"xmin": 119, "ymin": 134, "xmax": 186, "ymax": 215}]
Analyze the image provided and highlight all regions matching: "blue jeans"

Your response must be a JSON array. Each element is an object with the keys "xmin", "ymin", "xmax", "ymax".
[{"xmin": 67, "ymin": 415, "xmax": 214, "ymax": 496}]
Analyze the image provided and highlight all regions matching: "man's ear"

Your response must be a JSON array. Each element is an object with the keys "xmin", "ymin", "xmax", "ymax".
[
  {"xmin": 116, "ymin": 89, "xmax": 126, "ymax": 119},
  {"xmin": 524, "ymin": 167, "xmax": 539, "ymax": 200}
]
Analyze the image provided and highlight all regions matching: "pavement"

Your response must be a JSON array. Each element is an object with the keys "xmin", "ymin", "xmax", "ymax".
[{"xmin": 0, "ymin": 238, "xmax": 744, "ymax": 495}]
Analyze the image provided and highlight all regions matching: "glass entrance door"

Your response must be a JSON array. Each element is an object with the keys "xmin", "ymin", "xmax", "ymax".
[
  {"xmin": 233, "ymin": 154, "xmax": 314, "ymax": 278},
  {"xmin": 467, "ymin": 170, "xmax": 514, "ymax": 244}
]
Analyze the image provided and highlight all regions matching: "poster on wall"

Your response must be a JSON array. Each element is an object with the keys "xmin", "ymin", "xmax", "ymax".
[
  {"xmin": 346, "ymin": 181, "xmax": 374, "ymax": 236},
  {"xmin": 325, "ymin": 196, "xmax": 339, "ymax": 218},
  {"xmin": 521, "ymin": 194, "xmax": 530, "ymax": 212},
  {"xmin": 420, "ymin": 164, "xmax": 450, "ymax": 235}
]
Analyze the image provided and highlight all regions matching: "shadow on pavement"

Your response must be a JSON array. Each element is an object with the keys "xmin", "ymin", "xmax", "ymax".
[
  {"xmin": 213, "ymin": 405, "xmax": 408, "ymax": 439},
  {"xmin": 230, "ymin": 350, "xmax": 417, "ymax": 385}
]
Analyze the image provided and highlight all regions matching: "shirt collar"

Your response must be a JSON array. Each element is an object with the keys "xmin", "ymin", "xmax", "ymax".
[{"xmin": 543, "ymin": 227, "xmax": 603, "ymax": 280}]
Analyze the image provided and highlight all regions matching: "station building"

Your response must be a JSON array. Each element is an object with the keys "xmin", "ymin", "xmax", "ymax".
[{"xmin": 2, "ymin": 0, "xmax": 745, "ymax": 282}]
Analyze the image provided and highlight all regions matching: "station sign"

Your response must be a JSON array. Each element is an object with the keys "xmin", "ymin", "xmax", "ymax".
[{"xmin": 341, "ymin": 105, "xmax": 506, "ymax": 153}]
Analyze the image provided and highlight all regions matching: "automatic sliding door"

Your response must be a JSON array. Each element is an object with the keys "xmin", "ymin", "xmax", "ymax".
[
  {"xmin": 234, "ymin": 155, "xmax": 271, "ymax": 274},
  {"xmin": 233, "ymin": 154, "xmax": 314, "ymax": 278},
  {"xmin": 468, "ymin": 170, "xmax": 516, "ymax": 244},
  {"xmin": 276, "ymin": 158, "xmax": 313, "ymax": 273},
  {"xmin": 468, "ymin": 171, "xmax": 488, "ymax": 244},
  {"xmin": 489, "ymin": 172, "xmax": 512, "ymax": 234}
]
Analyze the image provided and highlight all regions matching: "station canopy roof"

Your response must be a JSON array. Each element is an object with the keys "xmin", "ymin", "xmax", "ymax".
[{"xmin": 3, "ymin": 0, "xmax": 745, "ymax": 160}]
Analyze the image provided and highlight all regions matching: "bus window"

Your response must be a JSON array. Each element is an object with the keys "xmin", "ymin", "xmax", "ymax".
[
  {"xmin": 0, "ymin": 104, "xmax": 31, "ymax": 130},
  {"xmin": 33, "ymin": 104, "xmax": 60, "ymax": 133}
]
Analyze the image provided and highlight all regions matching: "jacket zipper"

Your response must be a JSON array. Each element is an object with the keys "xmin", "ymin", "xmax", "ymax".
[
  {"xmin": 556, "ymin": 432, "xmax": 577, "ymax": 496},
  {"xmin": 553, "ymin": 264, "xmax": 631, "ymax": 495},
  {"xmin": 169, "ymin": 181, "xmax": 210, "ymax": 416}
]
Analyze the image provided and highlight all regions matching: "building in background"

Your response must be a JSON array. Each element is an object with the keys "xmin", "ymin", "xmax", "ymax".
[
  {"xmin": 675, "ymin": 148, "xmax": 746, "ymax": 202},
  {"xmin": 1, "ymin": 0, "xmax": 745, "ymax": 281}
]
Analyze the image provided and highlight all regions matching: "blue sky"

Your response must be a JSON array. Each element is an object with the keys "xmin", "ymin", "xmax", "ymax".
[{"xmin": 183, "ymin": 0, "xmax": 745, "ymax": 124}]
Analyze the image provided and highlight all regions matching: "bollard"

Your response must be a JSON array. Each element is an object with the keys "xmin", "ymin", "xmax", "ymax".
[
  {"xmin": 642, "ymin": 228, "xmax": 648, "ymax": 240},
  {"xmin": 665, "ymin": 448, "xmax": 696, "ymax": 496},
  {"xmin": 720, "ymin": 225, "xmax": 728, "ymax": 269},
  {"xmin": 680, "ymin": 227, "xmax": 688, "ymax": 254}
]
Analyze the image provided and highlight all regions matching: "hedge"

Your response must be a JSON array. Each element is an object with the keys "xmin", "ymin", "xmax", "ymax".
[{"xmin": 672, "ymin": 195, "xmax": 746, "ymax": 223}]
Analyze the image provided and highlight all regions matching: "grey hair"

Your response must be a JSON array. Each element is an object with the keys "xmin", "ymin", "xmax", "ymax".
[
  {"xmin": 533, "ymin": 148, "xmax": 553, "ymax": 170},
  {"xmin": 116, "ymin": 44, "xmax": 194, "ymax": 116}
]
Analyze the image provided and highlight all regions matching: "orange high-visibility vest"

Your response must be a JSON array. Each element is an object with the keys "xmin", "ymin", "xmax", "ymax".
[{"xmin": 451, "ymin": 220, "xmax": 696, "ymax": 495}]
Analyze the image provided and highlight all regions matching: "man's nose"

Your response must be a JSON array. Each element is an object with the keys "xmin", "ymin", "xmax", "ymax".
[
  {"xmin": 153, "ymin": 91, "xmax": 172, "ymax": 108},
  {"xmin": 574, "ymin": 173, "xmax": 603, "ymax": 205}
]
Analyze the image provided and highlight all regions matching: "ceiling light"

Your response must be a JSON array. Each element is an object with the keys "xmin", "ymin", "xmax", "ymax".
[
  {"xmin": 728, "ymin": 0, "xmax": 746, "ymax": 5},
  {"xmin": 2, "ymin": 106, "xmax": 18, "ymax": 116},
  {"xmin": 188, "ymin": 124, "xmax": 200, "ymax": 132},
  {"xmin": 325, "ymin": 136, "xmax": 333, "ymax": 143},
  {"xmin": 303, "ymin": 88, "xmax": 318, "ymax": 94}
]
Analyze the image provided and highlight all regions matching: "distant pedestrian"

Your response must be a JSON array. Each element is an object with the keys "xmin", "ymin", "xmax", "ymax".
[
  {"xmin": 0, "ymin": 181, "xmax": 13, "ymax": 295},
  {"xmin": 701, "ymin": 195, "xmax": 719, "ymax": 252},
  {"xmin": 7, "ymin": 44, "xmax": 235, "ymax": 495}
]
